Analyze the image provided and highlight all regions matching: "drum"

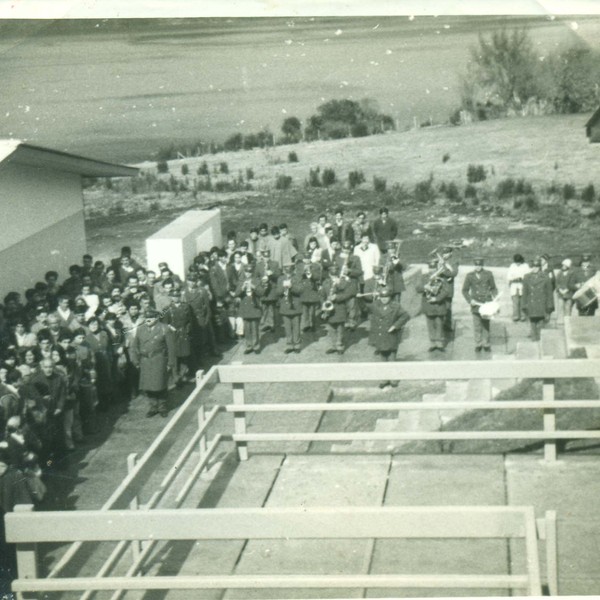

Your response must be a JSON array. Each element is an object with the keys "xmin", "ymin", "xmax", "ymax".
[{"xmin": 572, "ymin": 273, "xmax": 600, "ymax": 309}]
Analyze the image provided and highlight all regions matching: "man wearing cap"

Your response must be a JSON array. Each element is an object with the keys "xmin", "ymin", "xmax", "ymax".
[
  {"xmin": 339, "ymin": 239, "xmax": 363, "ymax": 330},
  {"xmin": 371, "ymin": 207, "xmax": 399, "ymax": 255},
  {"xmin": 255, "ymin": 249, "xmax": 281, "ymax": 332},
  {"xmin": 162, "ymin": 289, "xmax": 195, "ymax": 383},
  {"xmin": 235, "ymin": 265, "xmax": 265, "ymax": 354},
  {"xmin": 359, "ymin": 264, "xmax": 387, "ymax": 315},
  {"xmin": 276, "ymin": 265, "xmax": 304, "ymax": 353},
  {"xmin": 299, "ymin": 254, "xmax": 322, "ymax": 332},
  {"xmin": 184, "ymin": 272, "xmax": 221, "ymax": 361},
  {"xmin": 573, "ymin": 253, "xmax": 598, "ymax": 316},
  {"xmin": 438, "ymin": 246, "xmax": 459, "ymax": 332},
  {"xmin": 129, "ymin": 309, "xmax": 177, "ymax": 418},
  {"xmin": 462, "ymin": 258, "xmax": 498, "ymax": 352},
  {"xmin": 320, "ymin": 266, "xmax": 354, "ymax": 354},
  {"xmin": 368, "ymin": 288, "xmax": 410, "ymax": 388},
  {"xmin": 417, "ymin": 259, "xmax": 451, "ymax": 352},
  {"xmin": 209, "ymin": 251, "xmax": 233, "ymax": 342},
  {"xmin": 331, "ymin": 208, "xmax": 355, "ymax": 247},
  {"xmin": 555, "ymin": 258, "xmax": 576, "ymax": 323},
  {"xmin": 522, "ymin": 257, "xmax": 555, "ymax": 341}
]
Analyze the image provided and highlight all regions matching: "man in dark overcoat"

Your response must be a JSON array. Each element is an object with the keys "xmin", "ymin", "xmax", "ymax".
[
  {"xmin": 163, "ymin": 289, "xmax": 194, "ymax": 382},
  {"xmin": 255, "ymin": 249, "xmax": 281, "ymax": 332},
  {"xmin": 522, "ymin": 257, "xmax": 555, "ymax": 341},
  {"xmin": 129, "ymin": 309, "xmax": 176, "ymax": 418},
  {"xmin": 235, "ymin": 266, "xmax": 265, "ymax": 354},
  {"xmin": 371, "ymin": 207, "xmax": 399, "ymax": 255},
  {"xmin": 438, "ymin": 246, "xmax": 459, "ymax": 333},
  {"xmin": 367, "ymin": 288, "xmax": 410, "ymax": 388},
  {"xmin": 299, "ymin": 254, "xmax": 322, "ymax": 332},
  {"xmin": 462, "ymin": 258, "xmax": 498, "ymax": 353},
  {"xmin": 320, "ymin": 267, "xmax": 354, "ymax": 354},
  {"xmin": 183, "ymin": 273, "xmax": 220, "ymax": 362}
]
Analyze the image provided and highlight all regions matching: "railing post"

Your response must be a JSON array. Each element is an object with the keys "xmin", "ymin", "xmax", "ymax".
[
  {"xmin": 231, "ymin": 362, "xmax": 248, "ymax": 461},
  {"xmin": 546, "ymin": 510, "xmax": 558, "ymax": 596},
  {"xmin": 127, "ymin": 453, "xmax": 142, "ymax": 565},
  {"xmin": 13, "ymin": 504, "xmax": 37, "ymax": 600},
  {"xmin": 198, "ymin": 406, "xmax": 208, "ymax": 475},
  {"xmin": 543, "ymin": 379, "xmax": 556, "ymax": 462},
  {"xmin": 195, "ymin": 369, "xmax": 205, "ymax": 388}
]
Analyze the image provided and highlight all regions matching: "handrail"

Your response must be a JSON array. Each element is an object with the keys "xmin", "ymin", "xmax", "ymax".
[{"xmin": 216, "ymin": 359, "xmax": 600, "ymax": 383}]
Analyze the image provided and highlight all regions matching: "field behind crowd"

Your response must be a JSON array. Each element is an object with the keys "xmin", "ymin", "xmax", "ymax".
[{"xmin": 85, "ymin": 113, "xmax": 600, "ymax": 266}]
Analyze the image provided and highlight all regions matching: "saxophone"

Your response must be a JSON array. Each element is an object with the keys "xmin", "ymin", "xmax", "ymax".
[{"xmin": 321, "ymin": 277, "xmax": 339, "ymax": 319}]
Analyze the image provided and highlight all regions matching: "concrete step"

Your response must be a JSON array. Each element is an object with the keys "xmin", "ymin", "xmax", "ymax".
[
  {"xmin": 516, "ymin": 340, "xmax": 541, "ymax": 360},
  {"xmin": 540, "ymin": 328, "xmax": 567, "ymax": 359}
]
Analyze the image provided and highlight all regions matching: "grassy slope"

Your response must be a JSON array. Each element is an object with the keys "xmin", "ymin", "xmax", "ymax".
[{"xmin": 85, "ymin": 114, "xmax": 600, "ymax": 265}]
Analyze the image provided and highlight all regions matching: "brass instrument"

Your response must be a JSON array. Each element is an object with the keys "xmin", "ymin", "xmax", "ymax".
[
  {"xmin": 339, "ymin": 250, "xmax": 351, "ymax": 280},
  {"xmin": 321, "ymin": 277, "xmax": 339, "ymax": 319},
  {"xmin": 423, "ymin": 263, "xmax": 447, "ymax": 302},
  {"xmin": 283, "ymin": 275, "xmax": 293, "ymax": 306}
]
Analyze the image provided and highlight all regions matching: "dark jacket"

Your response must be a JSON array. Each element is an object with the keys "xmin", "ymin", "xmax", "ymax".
[
  {"xmin": 276, "ymin": 275, "xmax": 303, "ymax": 315},
  {"xmin": 320, "ymin": 278, "xmax": 354, "ymax": 324},
  {"xmin": 416, "ymin": 273, "xmax": 451, "ymax": 317},
  {"xmin": 183, "ymin": 285, "xmax": 212, "ymax": 327},
  {"xmin": 462, "ymin": 269, "xmax": 498, "ymax": 314},
  {"xmin": 522, "ymin": 271, "xmax": 554, "ymax": 318},
  {"xmin": 368, "ymin": 300, "xmax": 410, "ymax": 352},
  {"xmin": 163, "ymin": 302, "xmax": 194, "ymax": 357},
  {"xmin": 372, "ymin": 217, "xmax": 399, "ymax": 252},
  {"xmin": 234, "ymin": 277, "xmax": 265, "ymax": 320}
]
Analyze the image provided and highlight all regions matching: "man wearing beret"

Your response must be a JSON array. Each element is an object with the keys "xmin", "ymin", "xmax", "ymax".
[
  {"xmin": 462, "ymin": 258, "xmax": 498, "ymax": 353},
  {"xmin": 368, "ymin": 287, "xmax": 410, "ymax": 389},
  {"xmin": 129, "ymin": 309, "xmax": 177, "ymax": 418},
  {"xmin": 522, "ymin": 257, "xmax": 555, "ymax": 342}
]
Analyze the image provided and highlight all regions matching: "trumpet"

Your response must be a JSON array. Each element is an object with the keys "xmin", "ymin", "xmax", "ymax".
[{"xmin": 282, "ymin": 275, "xmax": 292, "ymax": 304}]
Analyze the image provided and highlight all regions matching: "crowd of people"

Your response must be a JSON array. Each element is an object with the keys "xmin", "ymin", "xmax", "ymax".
[{"xmin": 1, "ymin": 203, "xmax": 599, "ymax": 581}]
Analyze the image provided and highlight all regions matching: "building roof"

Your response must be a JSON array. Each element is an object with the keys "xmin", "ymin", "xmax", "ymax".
[
  {"xmin": 0, "ymin": 139, "xmax": 138, "ymax": 177},
  {"xmin": 585, "ymin": 106, "xmax": 600, "ymax": 140}
]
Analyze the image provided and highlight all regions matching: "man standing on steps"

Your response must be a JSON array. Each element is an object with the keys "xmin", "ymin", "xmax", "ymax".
[
  {"xmin": 367, "ymin": 288, "xmax": 410, "ymax": 389},
  {"xmin": 522, "ymin": 257, "xmax": 555, "ymax": 342},
  {"xmin": 129, "ymin": 309, "xmax": 177, "ymax": 418},
  {"xmin": 462, "ymin": 258, "xmax": 498, "ymax": 353},
  {"xmin": 438, "ymin": 246, "xmax": 459, "ymax": 334}
]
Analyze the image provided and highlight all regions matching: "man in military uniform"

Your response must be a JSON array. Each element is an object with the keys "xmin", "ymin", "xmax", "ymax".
[
  {"xmin": 386, "ymin": 252, "xmax": 405, "ymax": 304},
  {"xmin": 320, "ymin": 266, "xmax": 354, "ymax": 355},
  {"xmin": 522, "ymin": 257, "xmax": 555, "ymax": 341},
  {"xmin": 129, "ymin": 309, "xmax": 176, "ymax": 418},
  {"xmin": 462, "ymin": 258, "xmax": 498, "ymax": 353},
  {"xmin": 339, "ymin": 239, "xmax": 362, "ymax": 329},
  {"xmin": 438, "ymin": 246, "xmax": 459, "ymax": 333},
  {"xmin": 299, "ymin": 253, "xmax": 322, "ymax": 332},
  {"xmin": 367, "ymin": 288, "xmax": 410, "ymax": 389},
  {"xmin": 276, "ymin": 265, "xmax": 303, "ymax": 353},
  {"xmin": 417, "ymin": 259, "xmax": 451, "ymax": 352},
  {"xmin": 255, "ymin": 249, "xmax": 281, "ymax": 331},
  {"xmin": 234, "ymin": 265, "xmax": 265, "ymax": 354}
]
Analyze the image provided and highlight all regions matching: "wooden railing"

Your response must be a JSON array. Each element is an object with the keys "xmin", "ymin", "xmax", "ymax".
[
  {"xmin": 6, "ymin": 505, "xmax": 546, "ymax": 597},
  {"xmin": 219, "ymin": 359, "xmax": 600, "ymax": 462}
]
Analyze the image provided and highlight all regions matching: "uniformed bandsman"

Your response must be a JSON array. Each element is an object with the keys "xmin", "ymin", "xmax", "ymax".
[
  {"xmin": 299, "ymin": 253, "xmax": 322, "ymax": 332},
  {"xmin": 320, "ymin": 266, "xmax": 354, "ymax": 355},
  {"xmin": 255, "ymin": 249, "xmax": 281, "ymax": 331},
  {"xmin": 462, "ymin": 258, "xmax": 498, "ymax": 353},
  {"xmin": 276, "ymin": 265, "xmax": 303, "ymax": 353},
  {"xmin": 417, "ymin": 259, "xmax": 451, "ymax": 352},
  {"xmin": 162, "ymin": 288, "xmax": 194, "ymax": 383},
  {"xmin": 235, "ymin": 265, "xmax": 265, "ymax": 354}
]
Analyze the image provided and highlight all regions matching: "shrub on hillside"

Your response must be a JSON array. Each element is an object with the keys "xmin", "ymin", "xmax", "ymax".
[
  {"xmin": 373, "ymin": 176, "xmax": 387, "ymax": 193},
  {"xmin": 581, "ymin": 183, "xmax": 596, "ymax": 203},
  {"xmin": 442, "ymin": 153, "xmax": 450, "ymax": 163},
  {"xmin": 414, "ymin": 176, "xmax": 435, "ymax": 203},
  {"xmin": 181, "ymin": 164, "xmax": 189, "ymax": 176},
  {"xmin": 496, "ymin": 178, "xmax": 515, "ymax": 199},
  {"xmin": 443, "ymin": 181, "xmax": 461, "ymax": 202},
  {"xmin": 275, "ymin": 174, "xmax": 293, "ymax": 190},
  {"xmin": 288, "ymin": 151, "xmax": 299, "ymax": 163},
  {"xmin": 562, "ymin": 183, "xmax": 576, "ymax": 201},
  {"xmin": 308, "ymin": 167, "xmax": 321, "ymax": 187},
  {"xmin": 390, "ymin": 183, "xmax": 411, "ymax": 204},
  {"xmin": 514, "ymin": 179, "xmax": 533, "ymax": 196},
  {"xmin": 156, "ymin": 160, "xmax": 169, "ymax": 174},
  {"xmin": 245, "ymin": 167, "xmax": 255, "ymax": 181},
  {"xmin": 322, "ymin": 168, "xmax": 336, "ymax": 187},
  {"xmin": 464, "ymin": 184, "xmax": 478, "ymax": 199},
  {"xmin": 219, "ymin": 162, "xmax": 229, "ymax": 174},
  {"xmin": 348, "ymin": 170, "xmax": 365, "ymax": 189},
  {"xmin": 197, "ymin": 161, "xmax": 209, "ymax": 176},
  {"xmin": 467, "ymin": 164, "xmax": 486, "ymax": 183}
]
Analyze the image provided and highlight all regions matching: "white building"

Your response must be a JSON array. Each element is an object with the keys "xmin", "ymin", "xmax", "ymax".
[{"xmin": 0, "ymin": 140, "xmax": 137, "ymax": 299}]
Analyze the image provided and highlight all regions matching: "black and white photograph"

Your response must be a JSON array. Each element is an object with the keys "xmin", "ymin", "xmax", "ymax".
[{"xmin": 1, "ymin": 1, "xmax": 600, "ymax": 598}]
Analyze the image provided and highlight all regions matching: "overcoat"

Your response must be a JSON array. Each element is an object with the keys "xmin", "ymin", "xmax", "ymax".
[
  {"xmin": 368, "ymin": 300, "xmax": 410, "ymax": 352},
  {"xmin": 320, "ymin": 279, "xmax": 354, "ymax": 324},
  {"xmin": 522, "ymin": 272, "xmax": 554, "ymax": 318},
  {"xmin": 276, "ymin": 275, "xmax": 303, "ymax": 315},
  {"xmin": 462, "ymin": 270, "xmax": 498, "ymax": 314},
  {"xmin": 299, "ymin": 264, "xmax": 322, "ymax": 304},
  {"xmin": 183, "ymin": 286, "xmax": 212, "ymax": 327},
  {"xmin": 129, "ymin": 322, "xmax": 176, "ymax": 392},
  {"xmin": 235, "ymin": 277, "xmax": 265, "ymax": 320},
  {"xmin": 416, "ymin": 274, "xmax": 450, "ymax": 317}
]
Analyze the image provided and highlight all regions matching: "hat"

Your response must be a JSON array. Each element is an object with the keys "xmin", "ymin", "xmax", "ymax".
[
  {"xmin": 169, "ymin": 288, "xmax": 182, "ymax": 297},
  {"xmin": 303, "ymin": 252, "xmax": 312, "ymax": 260},
  {"xmin": 582, "ymin": 253, "xmax": 592, "ymax": 261},
  {"xmin": 561, "ymin": 258, "xmax": 572, "ymax": 268},
  {"xmin": 379, "ymin": 287, "xmax": 391, "ymax": 297},
  {"xmin": 372, "ymin": 265, "xmax": 383, "ymax": 274},
  {"xmin": 341, "ymin": 239, "xmax": 352, "ymax": 248},
  {"xmin": 474, "ymin": 257, "xmax": 484, "ymax": 266},
  {"xmin": 144, "ymin": 309, "xmax": 160, "ymax": 319},
  {"xmin": 428, "ymin": 258, "xmax": 438, "ymax": 268},
  {"xmin": 532, "ymin": 257, "xmax": 542, "ymax": 267},
  {"xmin": 187, "ymin": 272, "xmax": 199, "ymax": 282},
  {"xmin": 104, "ymin": 311, "xmax": 118, "ymax": 321}
]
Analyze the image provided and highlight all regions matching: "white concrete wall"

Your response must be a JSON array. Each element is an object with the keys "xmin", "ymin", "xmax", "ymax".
[
  {"xmin": 0, "ymin": 211, "xmax": 86, "ymax": 299},
  {"xmin": 146, "ymin": 209, "xmax": 222, "ymax": 279},
  {"xmin": 0, "ymin": 161, "xmax": 82, "ymax": 251}
]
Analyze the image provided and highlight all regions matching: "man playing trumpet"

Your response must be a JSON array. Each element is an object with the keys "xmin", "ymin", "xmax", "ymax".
[
  {"xmin": 299, "ymin": 253, "xmax": 322, "ymax": 332},
  {"xmin": 234, "ymin": 265, "xmax": 265, "ymax": 354},
  {"xmin": 276, "ymin": 265, "xmax": 303, "ymax": 354},
  {"xmin": 255, "ymin": 249, "xmax": 281, "ymax": 332}
]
